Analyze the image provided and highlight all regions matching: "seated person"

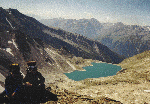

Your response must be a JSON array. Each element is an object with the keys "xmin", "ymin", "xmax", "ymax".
[
  {"xmin": 23, "ymin": 61, "xmax": 45, "ymax": 101},
  {"xmin": 1, "ymin": 64, "xmax": 23, "ymax": 100},
  {"xmin": 23, "ymin": 61, "xmax": 45, "ymax": 88}
]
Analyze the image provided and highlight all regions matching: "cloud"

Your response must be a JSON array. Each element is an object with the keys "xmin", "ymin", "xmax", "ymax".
[{"xmin": 83, "ymin": 12, "xmax": 94, "ymax": 18}]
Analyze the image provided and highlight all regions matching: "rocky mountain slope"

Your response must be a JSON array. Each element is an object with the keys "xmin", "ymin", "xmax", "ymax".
[
  {"xmin": 40, "ymin": 18, "xmax": 102, "ymax": 39},
  {"xmin": 0, "ymin": 7, "xmax": 124, "ymax": 75},
  {"xmin": 96, "ymin": 22, "xmax": 150, "ymax": 57},
  {"xmin": 0, "ymin": 8, "xmax": 149, "ymax": 103},
  {"xmin": 46, "ymin": 50, "xmax": 150, "ymax": 104},
  {"xmin": 0, "ymin": 7, "xmax": 124, "ymax": 103},
  {"xmin": 1, "ymin": 8, "xmax": 124, "ymax": 63},
  {"xmin": 40, "ymin": 18, "xmax": 150, "ymax": 57}
]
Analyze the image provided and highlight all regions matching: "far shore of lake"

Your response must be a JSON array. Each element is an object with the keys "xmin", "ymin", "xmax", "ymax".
[{"xmin": 64, "ymin": 62, "xmax": 122, "ymax": 81}]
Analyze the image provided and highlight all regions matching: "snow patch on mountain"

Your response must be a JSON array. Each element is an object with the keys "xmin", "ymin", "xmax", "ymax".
[
  {"xmin": 0, "ymin": 48, "xmax": 14, "ymax": 56},
  {"xmin": 12, "ymin": 39, "xmax": 18, "ymax": 49},
  {"xmin": 5, "ymin": 17, "xmax": 14, "ymax": 29}
]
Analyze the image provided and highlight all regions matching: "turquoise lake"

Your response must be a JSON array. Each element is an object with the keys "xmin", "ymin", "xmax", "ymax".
[{"xmin": 64, "ymin": 62, "xmax": 122, "ymax": 81}]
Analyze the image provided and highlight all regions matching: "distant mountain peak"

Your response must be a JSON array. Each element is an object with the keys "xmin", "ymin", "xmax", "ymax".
[
  {"xmin": 40, "ymin": 18, "xmax": 150, "ymax": 58},
  {"xmin": 90, "ymin": 18, "xmax": 99, "ymax": 21}
]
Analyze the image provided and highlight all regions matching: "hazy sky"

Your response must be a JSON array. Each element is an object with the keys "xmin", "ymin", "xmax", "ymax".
[{"xmin": 0, "ymin": 0, "xmax": 150, "ymax": 26}]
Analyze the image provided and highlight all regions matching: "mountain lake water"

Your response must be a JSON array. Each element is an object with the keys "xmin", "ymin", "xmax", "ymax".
[{"xmin": 64, "ymin": 62, "xmax": 122, "ymax": 81}]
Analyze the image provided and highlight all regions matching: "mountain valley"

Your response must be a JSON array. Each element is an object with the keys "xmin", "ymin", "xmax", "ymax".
[
  {"xmin": 0, "ymin": 8, "xmax": 150, "ymax": 103},
  {"xmin": 40, "ymin": 18, "xmax": 150, "ymax": 58}
]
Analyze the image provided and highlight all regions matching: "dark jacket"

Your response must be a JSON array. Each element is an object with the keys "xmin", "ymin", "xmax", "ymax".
[
  {"xmin": 5, "ymin": 73, "xmax": 23, "ymax": 96},
  {"xmin": 23, "ymin": 71, "xmax": 45, "ymax": 86}
]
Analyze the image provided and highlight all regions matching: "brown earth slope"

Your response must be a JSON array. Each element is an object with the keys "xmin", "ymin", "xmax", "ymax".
[{"xmin": 44, "ymin": 50, "xmax": 150, "ymax": 104}]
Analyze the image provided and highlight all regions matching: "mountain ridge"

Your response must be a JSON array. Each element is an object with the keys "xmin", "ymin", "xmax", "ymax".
[
  {"xmin": 0, "ymin": 7, "xmax": 126, "ymax": 103},
  {"xmin": 0, "ymin": 7, "xmax": 149, "ymax": 104},
  {"xmin": 0, "ymin": 8, "xmax": 124, "ymax": 84},
  {"xmin": 40, "ymin": 18, "xmax": 150, "ymax": 57}
]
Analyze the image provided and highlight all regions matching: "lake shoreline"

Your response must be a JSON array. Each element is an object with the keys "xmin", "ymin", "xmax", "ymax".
[{"xmin": 64, "ymin": 62, "xmax": 122, "ymax": 81}]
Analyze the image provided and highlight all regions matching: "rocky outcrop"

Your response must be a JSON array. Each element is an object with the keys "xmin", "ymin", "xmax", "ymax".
[{"xmin": 45, "ymin": 84, "xmax": 122, "ymax": 104}]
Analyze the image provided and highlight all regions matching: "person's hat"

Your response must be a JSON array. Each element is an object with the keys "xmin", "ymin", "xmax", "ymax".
[
  {"xmin": 9, "ymin": 64, "xmax": 20, "ymax": 74},
  {"xmin": 27, "ymin": 61, "xmax": 36, "ymax": 66}
]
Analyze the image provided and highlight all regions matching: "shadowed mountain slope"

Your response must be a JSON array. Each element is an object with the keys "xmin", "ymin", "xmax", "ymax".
[
  {"xmin": 0, "ymin": 8, "xmax": 124, "ymax": 66},
  {"xmin": 40, "ymin": 18, "xmax": 150, "ymax": 58},
  {"xmin": 0, "ymin": 7, "xmax": 125, "ymax": 103},
  {"xmin": 0, "ymin": 7, "xmax": 124, "ymax": 83}
]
